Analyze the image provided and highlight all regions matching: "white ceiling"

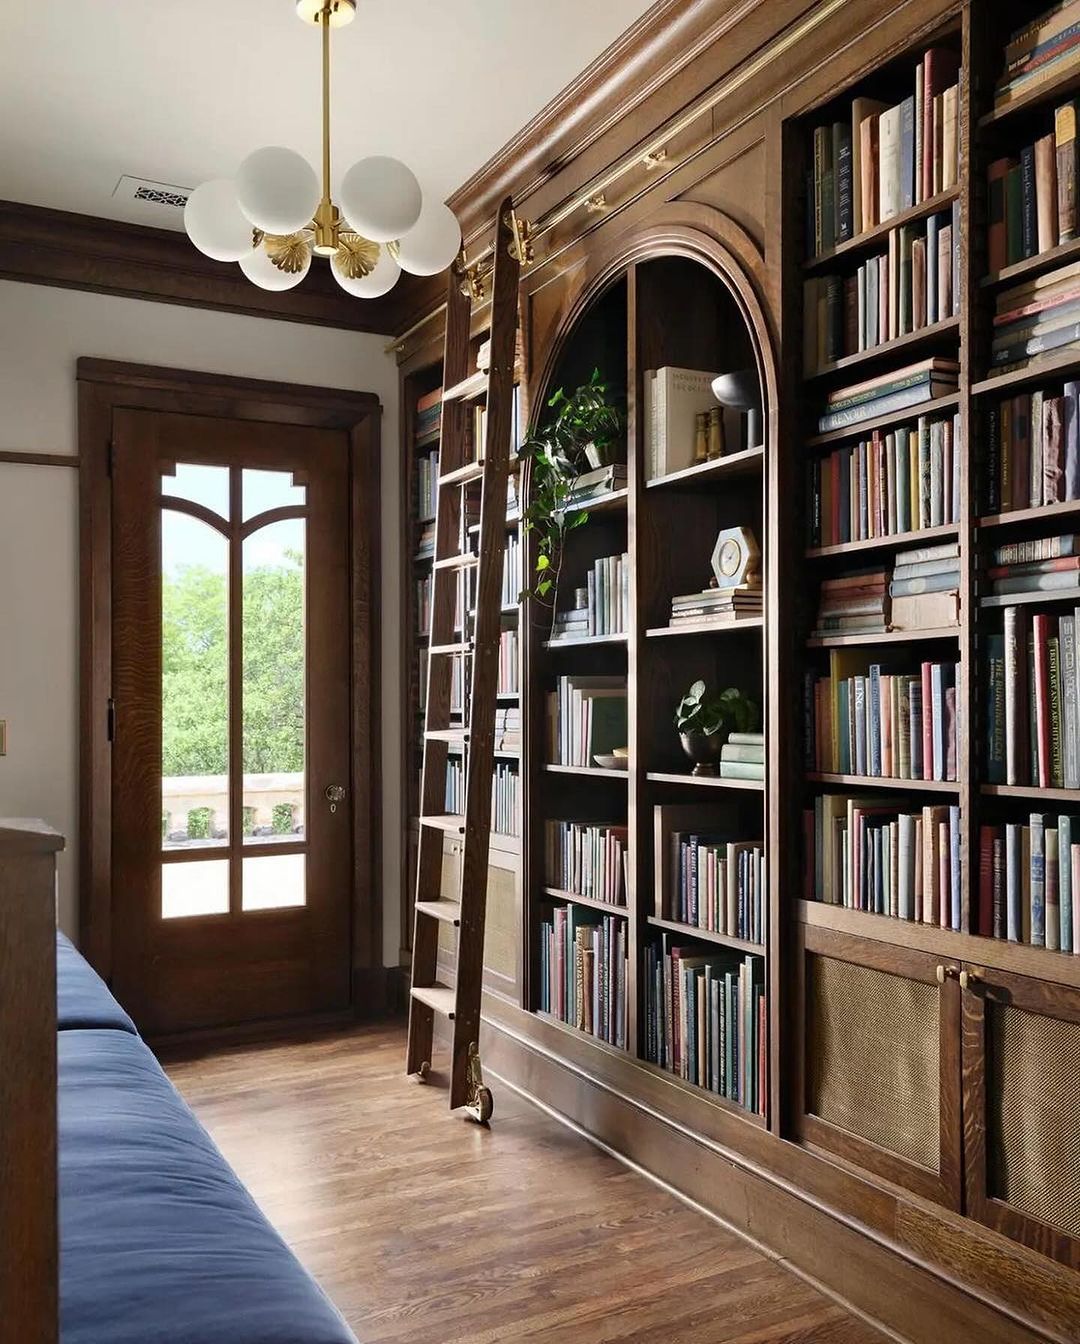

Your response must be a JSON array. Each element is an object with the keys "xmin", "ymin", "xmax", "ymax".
[{"xmin": 0, "ymin": 1, "xmax": 655, "ymax": 233}]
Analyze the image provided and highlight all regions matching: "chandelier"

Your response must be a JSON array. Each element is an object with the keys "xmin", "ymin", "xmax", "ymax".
[{"xmin": 183, "ymin": 0, "xmax": 461, "ymax": 297}]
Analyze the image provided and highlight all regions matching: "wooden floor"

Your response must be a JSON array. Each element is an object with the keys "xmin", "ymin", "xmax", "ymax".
[{"xmin": 164, "ymin": 1022, "xmax": 884, "ymax": 1344}]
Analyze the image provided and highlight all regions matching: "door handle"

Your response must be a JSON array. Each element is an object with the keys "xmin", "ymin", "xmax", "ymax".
[
  {"xmin": 935, "ymin": 964, "xmax": 959, "ymax": 984},
  {"xmin": 325, "ymin": 783, "xmax": 346, "ymax": 813},
  {"xmin": 959, "ymin": 968, "xmax": 981, "ymax": 992}
]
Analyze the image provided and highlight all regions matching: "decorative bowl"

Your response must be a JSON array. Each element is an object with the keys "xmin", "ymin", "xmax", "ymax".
[{"xmin": 594, "ymin": 753, "xmax": 629, "ymax": 771}]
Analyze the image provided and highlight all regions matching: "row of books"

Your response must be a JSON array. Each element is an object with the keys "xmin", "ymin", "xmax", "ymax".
[
  {"xmin": 985, "ymin": 381, "xmax": 1080, "ymax": 513},
  {"xmin": 804, "ymin": 656, "xmax": 958, "ymax": 781},
  {"xmin": 416, "ymin": 449, "xmax": 439, "ymax": 523},
  {"xmin": 538, "ymin": 906, "xmax": 627, "ymax": 1048},
  {"xmin": 807, "ymin": 413, "xmax": 961, "ymax": 549},
  {"xmin": 501, "ymin": 533, "xmax": 522, "ymax": 609},
  {"xmin": 995, "ymin": 3, "xmax": 1080, "ymax": 109},
  {"xmin": 803, "ymin": 208, "xmax": 959, "ymax": 371},
  {"xmin": 806, "ymin": 794, "xmax": 962, "ymax": 930},
  {"xmin": 813, "ymin": 541, "xmax": 961, "ymax": 637},
  {"xmin": 983, "ymin": 541, "xmax": 1080, "ymax": 599},
  {"xmin": 719, "ymin": 731, "xmax": 765, "ymax": 782},
  {"xmin": 415, "ymin": 386, "xmax": 441, "ymax": 443},
  {"xmin": 668, "ymin": 577, "xmax": 762, "ymax": 628},
  {"xmin": 550, "ymin": 552, "xmax": 630, "ymax": 640},
  {"xmin": 497, "ymin": 628, "xmax": 519, "ymax": 696},
  {"xmin": 978, "ymin": 817, "xmax": 1080, "ymax": 951},
  {"xmin": 545, "ymin": 819, "xmax": 629, "ymax": 907},
  {"xmin": 643, "ymin": 938, "xmax": 765, "ymax": 1115},
  {"xmin": 815, "ymin": 358, "xmax": 959, "ymax": 434},
  {"xmin": 444, "ymin": 758, "xmax": 520, "ymax": 836},
  {"xmin": 805, "ymin": 46, "xmax": 960, "ymax": 256},
  {"xmin": 644, "ymin": 366, "xmax": 756, "ymax": 480},
  {"xmin": 986, "ymin": 604, "xmax": 1080, "ymax": 788},
  {"xmin": 664, "ymin": 832, "xmax": 765, "ymax": 944},
  {"xmin": 990, "ymin": 259, "xmax": 1080, "ymax": 373},
  {"xmin": 987, "ymin": 110, "xmax": 1080, "ymax": 272},
  {"xmin": 416, "ymin": 574, "xmax": 431, "ymax": 635},
  {"xmin": 545, "ymin": 675, "xmax": 627, "ymax": 767}
]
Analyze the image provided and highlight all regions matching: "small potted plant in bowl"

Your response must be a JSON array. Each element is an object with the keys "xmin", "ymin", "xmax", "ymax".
[{"xmin": 674, "ymin": 680, "xmax": 758, "ymax": 776}]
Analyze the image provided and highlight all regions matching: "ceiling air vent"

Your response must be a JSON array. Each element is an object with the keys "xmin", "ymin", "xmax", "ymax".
[{"xmin": 112, "ymin": 175, "xmax": 192, "ymax": 211}]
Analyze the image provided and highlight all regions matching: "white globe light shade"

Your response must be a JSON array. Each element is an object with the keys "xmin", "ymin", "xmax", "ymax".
[
  {"xmin": 238, "ymin": 245, "xmax": 310, "ymax": 292},
  {"xmin": 235, "ymin": 146, "xmax": 320, "ymax": 235},
  {"xmin": 395, "ymin": 202, "xmax": 462, "ymax": 276},
  {"xmin": 184, "ymin": 179, "xmax": 256, "ymax": 262},
  {"xmin": 339, "ymin": 156, "xmax": 422, "ymax": 243},
  {"xmin": 332, "ymin": 247, "xmax": 400, "ymax": 298}
]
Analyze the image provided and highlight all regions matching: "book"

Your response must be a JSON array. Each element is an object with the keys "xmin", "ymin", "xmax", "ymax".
[{"xmin": 646, "ymin": 367, "xmax": 720, "ymax": 479}]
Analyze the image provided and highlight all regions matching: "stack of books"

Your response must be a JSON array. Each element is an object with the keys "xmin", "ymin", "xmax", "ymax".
[
  {"xmin": 816, "ymin": 359, "xmax": 960, "ymax": 434},
  {"xmin": 988, "ymin": 104, "xmax": 1080, "ymax": 270},
  {"xmin": 545, "ymin": 675, "xmax": 627, "ymax": 767},
  {"xmin": 669, "ymin": 577, "xmax": 763, "ymax": 627},
  {"xmin": 549, "ymin": 604, "xmax": 590, "ymax": 642},
  {"xmin": 814, "ymin": 569, "xmax": 890, "ymax": 637},
  {"xmin": 566, "ymin": 463, "xmax": 627, "ymax": 506},
  {"xmin": 807, "ymin": 411, "xmax": 961, "ymax": 547},
  {"xmin": 494, "ymin": 706, "xmax": 520, "ymax": 753},
  {"xmin": 889, "ymin": 540, "xmax": 961, "ymax": 631},
  {"xmin": 501, "ymin": 533, "xmax": 521, "ymax": 608},
  {"xmin": 984, "ymin": 539, "xmax": 1080, "ymax": 600},
  {"xmin": 416, "ymin": 450, "xmax": 439, "ymax": 522},
  {"xmin": 994, "ymin": 5, "xmax": 1080, "ymax": 110},
  {"xmin": 415, "ymin": 387, "xmax": 442, "ymax": 443},
  {"xmin": 987, "ymin": 604, "xmax": 1080, "ymax": 788},
  {"xmin": 804, "ymin": 207, "xmax": 959, "ymax": 371},
  {"xmin": 497, "ymin": 628, "xmax": 518, "ymax": 695},
  {"xmin": 415, "ymin": 574, "xmax": 431, "ymax": 634},
  {"xmin": 978, "ymin": 815, "xmax": 1080, "ymax": 950},
  {"xmin": 415, "ymin": 521, "xmax": 436, "ymax": 560},
  {"xmin": 806, "ymin": 794, "xmax": 962, "ymax": 930},
  {"xmin": 665, "ymin": 833, "xmax": 765, "ymax": 943},
  {"xmin": 990, "ymin": 260, "xmax": 1080, "ymax": 372},
  {"xmin": 643, "ymin": 938, "xmax": 765, "ymax": 1115},
  {"xmin": 491, "ymin": 762, "xmax": 519, "ymax": 837},
  {"xmin": 539, "ymin": 905, "xmax": 627, "ymax": 1047},
  {"xmin": 720, "ymin": 731, "xmax": 765, "ymax": 781},
  {"xmin": 805, "ymin": 47, "xmax": 959, "ymax": 256},
  {"xmin": 986, "ymin": 380, "xmax": 1080, "ymax": 513},
  {"xmin": 805, "ymin": 654, "xmax": 958, "ymax": 780},
  {"xmin": 545, "ymin": 820, "xmax": 629, "ymax": 906}
]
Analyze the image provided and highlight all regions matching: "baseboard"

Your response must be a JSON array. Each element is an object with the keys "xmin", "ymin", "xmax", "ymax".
[
  {"xmin": 352, "ymin": 964, "xmax": 409, "ymax": 1019},
  {"xmin": 476, "ymin": 1002, "xmax": 1075, "ymax": 1344}
]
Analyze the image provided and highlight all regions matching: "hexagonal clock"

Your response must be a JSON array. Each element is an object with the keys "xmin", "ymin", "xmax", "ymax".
[{"xmin": 711, "ymin": 525, "xmax": 761, "ymax": 590}]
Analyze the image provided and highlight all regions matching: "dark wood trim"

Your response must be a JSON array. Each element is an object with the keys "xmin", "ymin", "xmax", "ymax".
[
  {"xmin": 78, "ymin": 360, "xmax": 382, "ymax": 1002},
  {"xmin": 0, "ymin": 450, "xmax": 78, "ymax": 468},
  {"xmin": 0, "ymin": 199, "xmax": 397, "ymax": 334}
]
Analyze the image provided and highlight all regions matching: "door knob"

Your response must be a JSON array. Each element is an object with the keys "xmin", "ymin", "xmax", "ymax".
[
  {"xmin": 959, "ymin": 968, "xmax": 980, "ymax": 992},
  {"xmin": 936, "ymin": 964, "xmax": 959, "ymax": 984},
  {"xmin": 325, "ymin": 783, "xmax": 346, "ymax": 813}
]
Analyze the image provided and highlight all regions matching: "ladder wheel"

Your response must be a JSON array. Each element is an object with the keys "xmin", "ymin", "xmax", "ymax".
[
  {"xmin": 414, "ymin": 1061, "xmax": 430, "ymax": 1083},
  {"xmin": 475, "ymin": 1086, "xmax": 494, "ymax": 1124}
]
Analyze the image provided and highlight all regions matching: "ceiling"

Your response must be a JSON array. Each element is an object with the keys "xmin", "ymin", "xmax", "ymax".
[{"xmin": 0, "ymin": 1, "xmax": 656, "ymax": 233}]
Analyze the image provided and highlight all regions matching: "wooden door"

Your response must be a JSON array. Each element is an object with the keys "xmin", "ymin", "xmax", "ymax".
[
  {"xmin": 796, "ymin": 924, "xmax": 962, "ymax": 1209},
  {"xmin": 962, "ymin": 963, "xmax": 1080, "ymax": 1268},
  {"xmin": 110, "ymin": 407, "xmax": 352, "ymax": 1035}
]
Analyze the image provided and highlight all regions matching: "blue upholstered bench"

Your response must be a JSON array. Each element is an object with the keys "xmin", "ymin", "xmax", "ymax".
[{"xmin": 56, "ymin": 935, "xmax": 357, "ymax": 1344}]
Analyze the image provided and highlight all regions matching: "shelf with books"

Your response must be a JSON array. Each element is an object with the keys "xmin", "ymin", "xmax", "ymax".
[
  {"xmin": 541, "ymin": 632, "xmax": 629, "ymax": 651},
  {"xmin": 644, "ymin": 444, "xmax": 764, "ymax": 489},
  {"xmin": 979, "ymin": 584, "xmax": 1080, "ymax": 606},
  {"xmin": 806, "ymin": 523, "xmax": 959, "ymax": 560},
  {"xmin": 982, "ymin": 235, "xmax": 1080, "ymax": 290},
  {"xmin": 542, "ymin": 763, "xmax": 629, "ymax": 780},
  {"xmin": 645, "ymin": 914, "xmax": 764, "ymax": 957},
  {"xmin": 804, "ymin": 187, "xmax": 961, "ymax": 272},
  {"xmin": 979, "ymin": 498, "xmax": 1080, "ymax": 528},
  {"xmin": 543, "ymin": 886, "xmax": 629, "ymax": 917},
  {"xmin": 982, "ymin": 783, "xmax": 1080, "ymax": 802},
  {"xmin": 806, "ymin": 626, "xmax": 960, "ymax": 648},
  {"xmin": 805, "ymin": 392, "xmax": 962, "ymax": 448},
  {"xmin": 980, "ymin": 63, "xmax": 1080, "ymax": 131},
  {"xmin": 804, "ymin": 316, "xmax": 961, "ymax": 383},
  {"xmin": 575, "ymin": 486, "xmax": 630, "ymax": 514},
  {"xmin": 972, "ymin": 347, "xmax": 1080, "ymax": 395},
  {"xmin": 646, "ymin": 770, "xmax": 766, "ymax": 792},
  {"xmin": 806, "ymin": 771, "xmax": 959, "ymax": 794},
  {"xmin": 645, "ymin": 617, "xmax": 764, "ymax": 638}
]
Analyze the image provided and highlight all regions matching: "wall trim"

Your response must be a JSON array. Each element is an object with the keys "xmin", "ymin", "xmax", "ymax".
[{"xmin": 0, "ymin": 450, "xmax": 79, "ymax": 468}]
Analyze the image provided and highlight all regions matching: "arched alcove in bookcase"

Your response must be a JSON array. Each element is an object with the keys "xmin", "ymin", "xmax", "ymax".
[{"xmin": 521, "ymin": 208, "xmax": 785, "ymax": 1119}]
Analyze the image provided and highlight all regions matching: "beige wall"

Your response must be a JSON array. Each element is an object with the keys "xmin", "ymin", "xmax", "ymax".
[{"xmin": 0, "ymin": 278, "xmax": 402, "ymax": 964}]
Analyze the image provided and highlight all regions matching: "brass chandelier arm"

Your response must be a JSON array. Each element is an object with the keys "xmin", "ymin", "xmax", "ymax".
[{"xmin": 320, "ymin": 3, "xmax": 332, "ymax": 207}]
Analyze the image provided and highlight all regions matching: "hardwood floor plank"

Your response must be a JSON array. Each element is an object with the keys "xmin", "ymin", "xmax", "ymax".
[{"xmin": 163, "ymin": 1023, "xmax": 885, "ymax": 1344}]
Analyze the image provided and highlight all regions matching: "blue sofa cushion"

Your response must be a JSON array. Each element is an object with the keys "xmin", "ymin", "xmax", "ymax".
[
  {"xmin": 59, "ymin": 1029, "xmax": 356, "ymax": 1344},
  {"xmin": 56, "ymin": 933, "xmax": 137, "ymax": 1035}
]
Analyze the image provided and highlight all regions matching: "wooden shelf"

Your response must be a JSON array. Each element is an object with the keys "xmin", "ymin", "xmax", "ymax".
[
  {"xmin": 979, "ymin": 586, "xmax": 1080, "ymax": 609},
  {"xmin": 972, "ymin": 348, "xmax": 1080, "ymax": 396},
  {"xmin": 645, "ymin": 445, "xmax": 764, "ymax": 489},
  {"xmin": 646, "ymin": 914, "xmax": 765, "ymax": 956},
  {"xmin": 571, "ymin": 486, "xmax": 629, "ymax": 514},
  {"xmin": 806, "ymin": 524, "xmax": 958, "ymax": 560},
  {"xmin": 805, "ymin": 317, "xmax": 961, "ymax": 382},
  {"xmin": 982, "ymin": 783, "xmax": 1080, "ymax": 804},
  {"xmin": 979, "ymin": 62, "xmax": 1080, "ymax": 130},
  {"xmin": 634, "ymin": 1055, "xmax": 767, "ymax": 1128},
  {"xmin": 542, "ymin": 886, "xmax": 629, "ymax": 917},
  {"xmin": 806, "ymin": 626, "xmax": 960, "ymax": 648},
  {"xmin": 798, "ymin": 899, "xmax": 1080, "ymax": 992},
  {"xmin": 803, "ymin": 188, "xmax": 960, "ymax": 272},
  {"xmin": 805, "ymin": 393, "xmax": 961, "ymax": 448},
  {"xmin": 534, "ymin": 1010, "xmax": 632, "ymax": 1056},
  {"xmin": 646, "ymin": 770, "xmax": 765, "ymax": 792},
  {"xmin": 981, "ymin": 236, "xmax": 1080, "ymax": 291},
  {"xmin": 543, "ymin": 763, "xmax": 629, "ymax": 780},
  {"xmin": 806, "ymin": 771, "xmax": 959, "ymax": 794},
  {"xmin": 542, "ymin": 632, "xmax": 628, "ymax": 650},
  {"xmin": 978, "ymin": 499, "xmax": 1080, "ymax": 530},
  {"xmin": 646, "ymin": 617, "xmax": 764, "ymax": 637}
]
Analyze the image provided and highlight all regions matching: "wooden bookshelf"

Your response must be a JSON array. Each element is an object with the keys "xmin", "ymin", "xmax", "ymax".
[
  {"xmin": 804, "ymin": 315, "xmax": 961, "ymax": 382},
  {"xmin": 805, "ymin": 523, "xmax": 959, "ymax": 559},
  {"xmin": 646, "ymin": 914, "xmax": 765, "ymax": 956},
  {"xmin": 803, "ymin": 186, "xmax": 960, "ymax": 272},
  {"xmin": 804, "ymin": 392, "xmax": 962, "ymax": 448},
  {"xmin": 805, "ymin": 772, "xmax": 960, "ymax": 793}
]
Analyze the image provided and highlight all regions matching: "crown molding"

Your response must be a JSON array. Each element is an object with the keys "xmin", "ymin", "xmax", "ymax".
[{"xmin": 0, "ymin": 199, "xmax": 397, "ymax": 335}]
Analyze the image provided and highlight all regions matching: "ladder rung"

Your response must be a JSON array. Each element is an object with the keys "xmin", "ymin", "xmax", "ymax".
[
  {"xmin": 430, "ymin": 642, "xmax": 472, "ymax": 656},
  {"xmin": 411, "ymin": 984, "xmax": 456, "ymax": 1018},
  {"xmin": 420, "ymin": 814, "xmax": 466, "ymax": 834},
  {"xmin": 426, "ymin": 728, "xmax": 469, "ymax": 743},
  {"xmin": 439, "ymin": 461, "xmax": 485, "ymax": 488},
  {"xmin": 434, "ymin": 552, "xmax": 479, "ymax": 572},
  {"xmin": 415, "ymin": 899, "xmax": 461, "ymax": 926}
]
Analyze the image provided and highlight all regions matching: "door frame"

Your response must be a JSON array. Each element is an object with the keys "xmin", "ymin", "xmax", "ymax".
[{"xmin": 78, "ymin": 357, "xmax": 384, "ymax": 1017}]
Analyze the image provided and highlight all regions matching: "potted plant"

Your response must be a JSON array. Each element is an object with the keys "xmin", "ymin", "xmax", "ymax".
[
  {"xmin": 520, "ymin": 369, "xmax": 624, "ymax": 614},
  {"xmin": 674, "ymin": 680, "xmax": 758, "ymax": 776}
]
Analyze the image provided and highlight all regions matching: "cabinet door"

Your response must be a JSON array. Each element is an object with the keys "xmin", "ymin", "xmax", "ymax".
[
  {"xmin": 797, "ymin": 925, "xmax": 962, "ymax": 1209},
  {"xmin": 963, "ymin": 964, "xmax": 1080, "ymax": 1268}
]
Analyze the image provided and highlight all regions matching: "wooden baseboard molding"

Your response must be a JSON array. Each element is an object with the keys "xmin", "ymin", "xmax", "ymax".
[
  {"xmin": 352, "ymin": 964, "xmax": 409, "ymax": 1019},
  {"xmin": 476, "ymin": 999, "xmax": 1078, "ymax": 1344}
]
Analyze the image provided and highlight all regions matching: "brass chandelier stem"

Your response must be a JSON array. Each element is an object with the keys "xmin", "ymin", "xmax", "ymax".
[{"xmin": 311, "ymin": 1, "xmax": 340, "ymax": 255}]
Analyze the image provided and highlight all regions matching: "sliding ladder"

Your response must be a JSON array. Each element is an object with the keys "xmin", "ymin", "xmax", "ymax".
[{"xmin": 406, "ymin": 199, "xmax": 522, "ymax": 1121}]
